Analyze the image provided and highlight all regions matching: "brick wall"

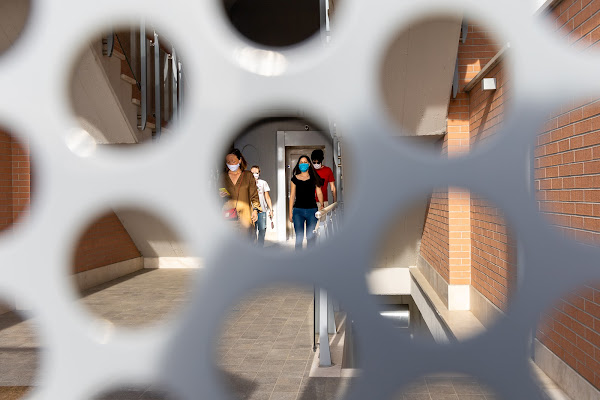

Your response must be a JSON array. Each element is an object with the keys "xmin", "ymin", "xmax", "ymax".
[
  {"xmin": 551, "ymin": 0, "xmax": 600, "ymax": 51},
  {"xmin": 537, "ymin": 285, "xmax": 600, "ymax": 388},
  {"xmin": 470, "ymin": 197, "xmax": 517, "ymax": 311},
  {"xmin": 534, "ymin": 0, "xmax": 600, "ymax": 391},
  {"xmin": 535, "ymin": 96, "xmax": 600, "ymax": 245},
  {"xmin": 73, "ymin": 212, "xmax": 141, "ymax": 273},
  {"xmin": 455, "ymin": 23, "xmax": 517, "ymax": 312},
  {"xmin": 0, "ymin": 129, "xmax": 30, "ymax": 232},
  {"xmin": 0, "ymin": 130, "xmax": 13, "ymax": 230},
  {"xmin": 448, "ymin": 188, "xmax": 471, "ymax": 286},
  {"xmin": 11, "ymin": 135, "xmax": 30, "ymax": 226},
  {"xmin": 420, "ymin": 190, "xmax": 450, "ymax": 282}
]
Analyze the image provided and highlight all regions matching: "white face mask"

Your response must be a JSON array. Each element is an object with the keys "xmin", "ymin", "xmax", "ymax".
[
  {"xmin": 227, "ymin": 163, "xmax": 240, "ymax": 172},
  {"xmin": 313, "ymin": 163, "xmax": 322, "ymax": 170},
  {"xmin": 253, "ymin": 173, "xmax": 259, "ymax": 179}
]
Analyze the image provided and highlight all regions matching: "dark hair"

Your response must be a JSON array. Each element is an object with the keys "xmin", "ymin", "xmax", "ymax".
[
  {"xmin": 310, "ymin": 149, "xmax": 324, "ymax": 163},
  {"xmin": 225, "ymin": 148, "xmax": 247, "ymax": 172},
  {"xmin": 250, "ymin": 165, "xmax": 260, "ymax": 172},
  {"xmin": 292, "ymin": 155, "xmax": 323, "ymax": 187}
]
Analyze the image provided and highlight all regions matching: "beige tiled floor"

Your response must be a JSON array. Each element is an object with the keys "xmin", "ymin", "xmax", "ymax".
[
  {"xmin": 0, "ymin": 269, "xmax": 570, "ymax": 400},
  {"xmin": 394, "ymin": 375, "xmax": 501, "ymax": 400},
  {"xmin": 216, "ymin": 285, "xmax": 352, "ymax": 400}
]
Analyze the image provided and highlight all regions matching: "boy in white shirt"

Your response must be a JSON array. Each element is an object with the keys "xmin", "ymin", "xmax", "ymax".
[{"xmin": 251, "ymin": 165, "xmax": 273, "ymax": 246}]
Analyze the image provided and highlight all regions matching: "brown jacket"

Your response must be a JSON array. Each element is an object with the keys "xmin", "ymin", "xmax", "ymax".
[{"xmin": 222, "ymin": 170, "xmax": 262, "ymax": 228}]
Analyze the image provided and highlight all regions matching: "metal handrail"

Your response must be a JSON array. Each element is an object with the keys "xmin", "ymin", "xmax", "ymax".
[
  {"xmin": 153, "ymin": 30, "xmax": 161, "ymax": 140},
  {"xmin": 138, "ymin": 21, "xmax": 147, "ymax": 131},
  {"xmin": 315, "ymin": 201, "xmax": 337, "ymax": 220},
  {"xmin": 100, "ymin": 22, "xmax": 184, "ymax": 136}
]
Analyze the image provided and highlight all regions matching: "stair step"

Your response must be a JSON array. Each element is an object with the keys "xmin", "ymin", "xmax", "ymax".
[
  {"xmin": 112, "ymin": 48, "xmax": 126, "ymax": 61},
  {"xmin": 120, "ymin": 61, "xmax": 136, "ymax": 85},
  {"xmin": 132, "ymin": 85, "xmax": 141, "ymax": 103}
]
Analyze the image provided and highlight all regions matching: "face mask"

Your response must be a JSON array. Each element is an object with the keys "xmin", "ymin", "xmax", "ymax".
[
  {"xmin": 253, "ymin": 173, "xmax": 259, "ymax": 179},
  {"xmin": 227, "ymin": 163, "xmax": 240, "ymax": 172},
  {"xmin": 299, "ymin": 163, "xmax": 310, "ymax": 172},
  {"xmin": 313, "ymin": 163, "xmax": 322, "ymax": 170}
]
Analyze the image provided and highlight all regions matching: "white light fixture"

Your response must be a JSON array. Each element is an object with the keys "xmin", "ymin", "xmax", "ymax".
[{"xmin": 483, "ymin": 77, "xmax": 497, "ymax": 91}]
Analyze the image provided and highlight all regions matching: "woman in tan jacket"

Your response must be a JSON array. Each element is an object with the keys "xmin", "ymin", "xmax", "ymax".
[{"xmin": 221, "ymin": 148, "xmax": 261, "ymax": 236}]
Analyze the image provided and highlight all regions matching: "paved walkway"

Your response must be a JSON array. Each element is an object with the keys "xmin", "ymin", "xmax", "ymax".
[
  {"xmin": 217, "ymin": 285, "xmax": 351, "ymax": 400},
  {"xmin": 0, "ymin": 269, "xmax": 561, "ymax": 400}
]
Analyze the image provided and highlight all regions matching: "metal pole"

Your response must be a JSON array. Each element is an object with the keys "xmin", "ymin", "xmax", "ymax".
[
  {"xmin": 319, "ymin": 288, "xmax": 332, "ymax": 366},
  {"xmin": 163, "ymin": 53, "xmax": 170, "ymax": 123},
  {"xmin": 153, "ymin": 31, "xmax": 161, "ymax": 141},
  {"xmin": 313, "ymin": 286, "xmax": 316, "ymax": 352},
  {"xmin": 138, "ymin": 21, "xmax": 147, "ymax": 130},
  {"xmin": 178, "ymin": 61, "xmax": 183, "ymax": 122},
  {"xmin": 171, "ymin": 48, "xmax": 178, "ymax": 126}
]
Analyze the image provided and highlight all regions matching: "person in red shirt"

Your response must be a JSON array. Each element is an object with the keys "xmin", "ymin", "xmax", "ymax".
[{"xmin": 311, "ymin": 149, "xmax": 337, "ymax": 206}]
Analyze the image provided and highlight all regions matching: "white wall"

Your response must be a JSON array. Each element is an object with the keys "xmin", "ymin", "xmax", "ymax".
[
  {"xmin": 115, "ymin": 209, "xmax": 190, "ymax": 257},
  {"xmin": 381, "ymin": 16, "xmax": 462, "ymax": 136}
]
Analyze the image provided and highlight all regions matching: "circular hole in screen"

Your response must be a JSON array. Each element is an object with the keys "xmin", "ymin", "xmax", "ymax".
[
  {"xmin": 534, "ymin": 96, "xmax": 600, "ymax": 247},
  {"xmin": 0, "ymin": 301, "xmax": 40, "ymax": 398},
  {"xmin": 533, "ymin": 282, "xmax": 600, "ymax": 398},
  {"xmin": 368, "ymin": 187, "xmax": 519, "ymax": 343},
  {"xmin": 94, "ymin": 384, "xmax": 180, "ymax": 400},
  {"xmin": 0, "ymin": 0, "xmax": 32, "ymax": 56},
  {"xmin": 536, "ymin": 0, "xmax": 600, "ymax": 54},
  {"xmin": 393, "ymin": 373, "xmax": 502, "ymax": 399},
  {"xmin": 71, "ymin": 207, "xmax": 199, "ymax": 328},
  {"xmin": 68, "ymin": 21, "xmax": 188, "ymax": 153},
  {"xmin": 216, "ymin": 116, "xmax": 346, "ymax": 251},
  {"xmin": 0, "ymin": 125, "xmax": 33, "ymax": 236},
  {"xmin": 222, "ymin": 0, "xmax": 341, "ymax": 48},
  {"xmin": 215, "ymin": 283, "xmax": 356, "ymax": 400},
  {"xmin": 380, "ymin": 14, "xmax": 512, "ymax": 158}
]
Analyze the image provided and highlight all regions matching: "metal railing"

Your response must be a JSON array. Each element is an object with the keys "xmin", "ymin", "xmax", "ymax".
[
  {"xmin": 314, "ymin": 201, "xmax": 340, "ymax": 240},
  {"xmin": 102, "ymin": 22, "xmax": 184, "ymax": 140},
  {"xmin": 313, "ymin": 201, "xmax": 341, "ymax": 367}
]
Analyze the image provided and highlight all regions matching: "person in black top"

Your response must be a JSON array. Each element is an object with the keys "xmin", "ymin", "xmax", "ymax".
[{"xmin": 288, "ymin": 155, "xmax": 324, "ymax": 250}]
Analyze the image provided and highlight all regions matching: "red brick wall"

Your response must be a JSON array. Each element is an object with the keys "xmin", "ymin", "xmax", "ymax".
[
  {"xmin": 537, "ymin": 285, "xmax": 600, "ymax": 388},
  {"xmin": 11, "ymin": 135, "xmax": 30, "ymax": 226},
  {"xmin": 420, "ymin": 191, "xmax": 450, "ymax": 282},
  {"xmin": 0, "ymin": 130, "xmax": 13, "ymax": 230},
  {"xmin": 453, "ymin": 22, "xmax": 517, "ymax": 311},
  {"xmin": 0, "ymin": 129, "xmax": 30, "ymax": 232},
  {"xmin": 535, "ymin": 96, "xmax": 600, "ymax": 246},
  {"xmin": 534, "ymin": 1, "xmax": 600, "ymax": 391},
  {"xmin": 468, "ymin": 59, "xmax": 515, "ymax": 310},
  {"xmin": 469, "ymin": 63, "xmax": 509, "ymax": 147},
  {"xmin": 448, "ymin": 189, "xmax": 471, "ymax": 286},
  {"xmin": 551, "ymin": 0, "xmax": 600, "ymax": 51},
  {"xmin": 470, "ymin": 197, "xmax": 517, "ymax": 311},
  {"xmin": 73, "ymin": 212, "xmax": 141, "ymax": 273}
]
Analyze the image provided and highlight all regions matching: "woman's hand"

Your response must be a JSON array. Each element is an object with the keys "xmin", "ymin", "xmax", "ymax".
[
  {"xmin": 269, "ymin": 210, "xmax": 274, "ymax": 219},
  {"xmin": 289, "ymin": 212, "xmax": 293, "ymax": 223},
  {"xmin": 251, "ymin": 210, "xmax": 258, "ymax": 223}
]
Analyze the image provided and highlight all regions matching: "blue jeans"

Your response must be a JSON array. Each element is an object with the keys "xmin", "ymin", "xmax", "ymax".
[
  {"xmin": 292, "ymin": 208, "xmax": 318, "ymax": 250},
  {"xmin": 255, "ymin": 212, "xmax": 267, "ymax": 246}
]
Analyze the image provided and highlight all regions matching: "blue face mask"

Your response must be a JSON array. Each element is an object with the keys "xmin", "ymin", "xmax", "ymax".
[{"xmin": 299, "ymin": 163, "xmax": 310, "ymax": 172}]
